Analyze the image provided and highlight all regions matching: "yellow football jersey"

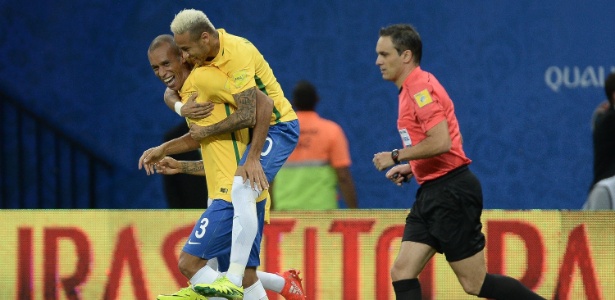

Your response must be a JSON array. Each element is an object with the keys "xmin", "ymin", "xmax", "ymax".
[
  {"xmin": 192, "ymin": 29, "xmax": 297, "ymax": 124},
  {"xmin": 178, "ymin": 72, "xmax": 270, "ymax": 209}
]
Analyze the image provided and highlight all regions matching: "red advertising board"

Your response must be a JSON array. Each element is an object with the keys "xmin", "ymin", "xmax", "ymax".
[{"xmin": 1, "ymin": 210, "xmax": 612, "ymax": 299}]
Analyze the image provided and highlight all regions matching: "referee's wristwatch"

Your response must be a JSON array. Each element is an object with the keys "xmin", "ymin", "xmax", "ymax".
[{"xmin": 391, "ymin": 149, "xmax": 400, "ymax": 164}]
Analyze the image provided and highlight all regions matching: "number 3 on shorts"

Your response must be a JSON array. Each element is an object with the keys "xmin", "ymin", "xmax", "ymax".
[{"xmin": 194, "ymin": 217, "xmax": 209, "ymax": 239}]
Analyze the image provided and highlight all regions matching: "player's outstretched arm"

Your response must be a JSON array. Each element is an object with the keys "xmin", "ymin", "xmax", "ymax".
[
  {"xmin": 138, "ymin": 133, "xmax": 200, "ymax": 175},
  {"xmin": 156, "ymin": 156, "xmax": 205, "ymax": 176}
]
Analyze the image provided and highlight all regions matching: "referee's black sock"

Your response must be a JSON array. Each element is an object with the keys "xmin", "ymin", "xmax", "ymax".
[
  {"xmin": 477, "ymin": 273, "xmax": 545, "ymax": 300},
  {"xmin": 392, "ymin": 278, "xmax": 422, "ymax": 300}
]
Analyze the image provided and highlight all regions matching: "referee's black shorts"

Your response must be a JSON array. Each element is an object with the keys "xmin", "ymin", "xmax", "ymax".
[{"xmin": 402, "ymin": 165, "xmax": 486, "ymax": 262}]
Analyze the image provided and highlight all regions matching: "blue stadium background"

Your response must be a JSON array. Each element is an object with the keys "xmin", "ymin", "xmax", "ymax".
[{"xmin": 1, "ymin": 1, "xmax": 614, "ymax": 209}]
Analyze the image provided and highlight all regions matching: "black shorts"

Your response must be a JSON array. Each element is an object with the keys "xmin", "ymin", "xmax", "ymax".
[{"xmin": 403, "ymin": 165, "xmax": 486, "ymax": 262}]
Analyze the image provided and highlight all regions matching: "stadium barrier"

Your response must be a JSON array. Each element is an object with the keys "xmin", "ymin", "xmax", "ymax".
[{"xmin": 1, "ymin": 210, "xmax": 612, "ymax": 299}]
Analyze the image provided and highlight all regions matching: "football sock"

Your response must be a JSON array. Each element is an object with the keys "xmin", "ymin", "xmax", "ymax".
[
  {"xmin": 244, "ymin": 279, "xmax": 268, "ymax": 300},
  {"xmin": 206, "ymin": 257, "xmax": 219, "ymax": 272},
  {"xmin": 228, "ymin": 176, "xmax": 260, "ymax": 287},
  {"xmin": 256, "ymin": 271, "xmax": 284, "ymax": 293},
  {"xmin": 190, "ymin": 264, "xmax": 221, "ymax": 285},
  {"xmin": 478, "ymin": 273, "xmax": 545, "ymax": 300},
  {"xmin": 393, "ymin": 278, "xmax": 422, "ymax": 300}
]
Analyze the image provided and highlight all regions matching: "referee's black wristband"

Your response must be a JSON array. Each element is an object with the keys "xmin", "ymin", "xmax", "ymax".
[{"xmin": 391, "ymin": 149, "xmax": 400, "ymax": 164}]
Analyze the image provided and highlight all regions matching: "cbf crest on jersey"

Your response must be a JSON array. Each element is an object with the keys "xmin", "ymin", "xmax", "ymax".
[
  {"xmin": 227, "ymin": 69, "xmax": 250, "ymax": 90},
  {"xmin": 414, "ymin": 89, "xmax": 433, "ymax": 108}
]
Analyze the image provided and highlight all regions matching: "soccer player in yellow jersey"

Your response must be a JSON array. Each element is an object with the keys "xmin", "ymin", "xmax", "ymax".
[
  {"xmin": 141, "ymin": 35, "xmax": 305, "ymax": 300},
  {"xmin": 155, "ymin": 8, "xmax": 301, "ymax": 299}
]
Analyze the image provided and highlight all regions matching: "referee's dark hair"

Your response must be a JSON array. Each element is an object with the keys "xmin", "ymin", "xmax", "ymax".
[
  {"xmin": 292, "ymin": 80, "xmax": 319, "ymax": 111},
  {"xmin": 605, "ymin": 72, "xmax": 615, "ymax": 107},
  {"xmin": 379, "ymin": 24, "xmax": 422, "ymax": 65}
]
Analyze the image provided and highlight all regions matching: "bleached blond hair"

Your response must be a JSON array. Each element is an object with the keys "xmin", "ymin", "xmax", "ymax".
[{"xmin": 170, "ymin": 9, "xmax": 216, "ymax": 39}]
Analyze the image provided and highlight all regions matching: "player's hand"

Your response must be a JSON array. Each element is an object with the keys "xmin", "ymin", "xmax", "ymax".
[
  {"xmin": 138, "ymin": 146, "xmax": 166, "ymax": 175},
  {"xmin": 189, "ymin": 123, "xmax": 208, "ymax": 141},
  {"xmin": 372, "ymin": 151, "xmax": 396, "ymax": 171},
  {"xmin": 385, "ymin": 164, "xmax": 413, "ymax": 186},
  {"xmin": 182, "ymin": 93, "xmax": 213, "ymax": 119},
  {"xmin": 155, "ymin": 156, "xmax": 182, "ymax": 175},
  {"xmin": 237, "ymin": 157, "xmax": 268, "ymax": 192}
]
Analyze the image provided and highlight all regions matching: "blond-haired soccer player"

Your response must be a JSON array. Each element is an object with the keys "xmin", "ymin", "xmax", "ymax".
[
  {"xmin": 152, "ymin": 8, "xmax": 301, "ymax": 299},
  {"xmin": 141, "ymin": 34, "xmax": 305, "ymax": 300}
]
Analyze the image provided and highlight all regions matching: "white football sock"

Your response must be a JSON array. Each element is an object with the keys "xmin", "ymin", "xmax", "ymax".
[
  {"xmin": 228, "ymin": 176, "xmax": 260, "ymax": 286},
  {"xmin": 244, "ymin": 279, "xmax": 268, "ymax": 300},
  {"xmin": 257, "ymin": 271, "xmax": 284, "ymax": 293},
  {"xmin": 190, "ymin": 259, "xmax": 226, "ymax": 300},
  {"xmin": 190, "ymin": 263, "xmax": 220, "ymax": 285},
  {"xmin": 206, "ymin": 257, "xmax": 219, "ymax": 273}
]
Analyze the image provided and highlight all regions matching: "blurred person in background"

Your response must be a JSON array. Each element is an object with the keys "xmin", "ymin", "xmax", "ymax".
[
  {"xmin": 585, "ymin": 72, "xmax": 615, "ymax": 209},
  {"xmin": 590, "ymin": 72, "xmax": 615, "ymax": 189},
  {"xmin": 583, "ymin": 174, "xmax": 615, "ymax": 210},
  {"xmin": 272, "ymin": 80, "xmax": 358, "ymax": 210}
]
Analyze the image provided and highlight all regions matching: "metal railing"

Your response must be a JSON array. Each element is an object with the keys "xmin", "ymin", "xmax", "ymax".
[{"xmin": 1, "ymin": 89, "xmax": 114, "ymax": 208}]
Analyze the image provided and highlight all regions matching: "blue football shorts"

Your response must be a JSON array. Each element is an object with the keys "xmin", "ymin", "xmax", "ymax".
[
  {"xmin": 182, "ymin": 199, "xmax": 267, "ymax": 271},
  {"xmin": 240, "ymin": 120, "xmax": 299, "ymax": 183}
]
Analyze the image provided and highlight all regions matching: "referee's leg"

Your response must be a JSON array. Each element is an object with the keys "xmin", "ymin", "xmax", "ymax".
[
  {"xmin": 449, "ymin": 249, "xmax": 546, "ymax": 299},
  {"xmin": 390, "ymin": 241, "xmax": 436, "ymax": 299}
]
